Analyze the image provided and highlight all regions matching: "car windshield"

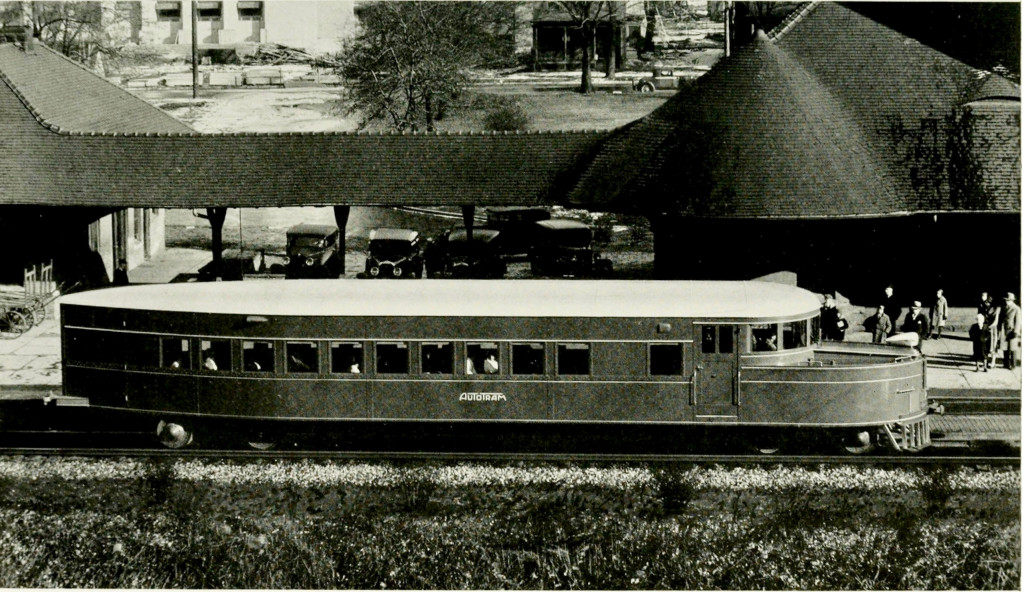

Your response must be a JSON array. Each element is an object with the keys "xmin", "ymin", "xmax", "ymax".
[
  {"xmin": 370, "ymin": 240, "xmax": 414, "ymax": 259},
  {"xmin": 291, "ymin": 236, "xmax": 327, "ymax": 248},
  {"xmin": 542, "ymin": 228, "xmax": 592, "ymax": 248}
]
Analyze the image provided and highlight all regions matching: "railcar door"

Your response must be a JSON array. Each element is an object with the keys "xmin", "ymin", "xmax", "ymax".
[{"xmin": 693, "ymin": 324, "xmax": 739, "ymax": 419}]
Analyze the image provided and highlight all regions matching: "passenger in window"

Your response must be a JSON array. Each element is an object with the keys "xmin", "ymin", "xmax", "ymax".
[
  {"xmin": 763, "ymin": 334, "xmax": 778, "ymax": 351},
  {"xmin": 350, "ymin": 359, "xmax": 361, "ymax": 374},
  {"xmin": 169, "ymin": 359, "xmax": 182, "ymax": 369},
  {"xmin": 484, "ymin": 353, "xmax": 499, "ymax": 374},
  {"xmin": 203, "ymin": 351, "xmax": 218, "ymax": 371},
  {"xmin": 466, "ymin": 358, "xmax": 476, "ymax": 375}
]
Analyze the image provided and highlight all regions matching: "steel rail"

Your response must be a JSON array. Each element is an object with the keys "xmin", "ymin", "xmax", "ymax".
[{"xmin": 0, "ymin": 448, "xmax": 1017, "ymax": 466}]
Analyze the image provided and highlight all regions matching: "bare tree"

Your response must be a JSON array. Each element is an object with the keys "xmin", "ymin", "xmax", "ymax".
[
  {"xmin": 555, "ymin": 1, "xmax": 614, "ymax": 94},
  {"xmin": 0, "ymin": 1, "xmax": 132, "ymax": 70},
  {"xmin": 337, "ymin": 1, "xmax": 515, "ymax": 132}
]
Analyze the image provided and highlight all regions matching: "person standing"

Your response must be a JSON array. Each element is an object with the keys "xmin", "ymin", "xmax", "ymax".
[
  {"xmin": 112, "ymin": 259, "xmax": 129, "ymax": 286},
  {"xmin": 979, "ymin": 292, "xmax": 1001, "ymax": 369},
  {"xmin": 969, "ymin": 314, "xmax": 991, "ymax": 372},
  {"xmin": 929, "ymin": 289, "xmax": 948, "ymax": 339},
  {"xmin": 901, "ymin": 301, "xmax": 930, "ymax": 352},
  {"xmin": 881, "ymin": 286, "xmax": 899, "ymax": 337},
  {"xmin": 869, "ymin": 306, "xmax": 892, "ymax": 344},
  {"xmin": 819, "ymin": 294, "xmax": 847, "ymax": 341},
  {"xmin": 1000, "ymin": 292, "xmax": 1021, "ymax": 369}
]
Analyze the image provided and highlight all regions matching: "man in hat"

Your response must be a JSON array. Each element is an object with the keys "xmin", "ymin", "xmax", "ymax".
[
  {"xmin": 901, "ymin": 300, "xmax": 930, "ymax": 352},
  {"xmin": 1000, "ymin": 292, "xmax": 1021, "ymax": 369}
]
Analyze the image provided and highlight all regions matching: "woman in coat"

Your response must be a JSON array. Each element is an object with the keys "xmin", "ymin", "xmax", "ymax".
[
  {"xmin": 929, "ymin": 289, "xmax": 948, "ymax": 339},
  {"xmin": 969, "ymin": 313, "xmax": 991, "ymax": 372}
]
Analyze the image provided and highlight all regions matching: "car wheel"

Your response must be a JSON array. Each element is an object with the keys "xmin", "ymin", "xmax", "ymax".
[{"xmin": 638, "ymin": 82, "xmax": 655, "ymax": 93}]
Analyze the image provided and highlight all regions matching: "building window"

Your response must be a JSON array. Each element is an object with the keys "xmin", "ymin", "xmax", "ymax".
[
  {"xmin": 196, "ymin": 1, "xmax": 222, "ymax": 20},
  {"xmin": 162, "ymin": 337, "xmax": 190, "ymax": 369},
  {"xmin": 243, "ymin": 341, "xmax": 274, "ymax": 372},
  {"xmin": 511, "ymin": 343, "xmax": 545, "ymax": 375},
  {"xmin": 376, "ymin": 342, "xmax": 409, "ymax": 374},
  {"xmin": 287, "ymin": 342, "xmax": 318, "ymax": 373},
  {"xmin": 155, "ymin": 1, "xmax": 182, "ymax": 21},
  {"xmin": 331, "ymin": 342, "xmax": 363, "ymax": 374},
  {"xmin": 557, "ymin": 343, "xmax": 589, "ymax": 375},
  {"xmin": 237, "ymin": 1, "xmax": 263, "ymax": 20},
  {"xmin": 649, "ymin": 343, "xmax": 683, "ymax": 376},
  {"xmin": 421, "ymin": 342, "xmax": 453, "ymax": 375}
]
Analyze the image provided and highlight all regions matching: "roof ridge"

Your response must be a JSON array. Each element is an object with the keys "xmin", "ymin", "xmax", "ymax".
[
  {"xmin": 31, "ymin": 42, "xmax": 196, "ymax": 133},
  {"xmin": 767, "ymin": 2, "xmax": 819, "ymax": 42}
]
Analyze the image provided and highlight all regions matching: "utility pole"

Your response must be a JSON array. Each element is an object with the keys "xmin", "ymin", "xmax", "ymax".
[
  {"xmin": 191, "ymin": 0, "xmax": 198, "ymax": 98},
  {"xmin": 724, "ymin": 1, "xmax": 733, "ymax": 57}
]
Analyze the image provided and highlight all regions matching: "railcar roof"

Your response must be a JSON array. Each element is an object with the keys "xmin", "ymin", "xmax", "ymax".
[{"xmin": 61, "ymin": 280, "xmax": 821, "ymax": 319}]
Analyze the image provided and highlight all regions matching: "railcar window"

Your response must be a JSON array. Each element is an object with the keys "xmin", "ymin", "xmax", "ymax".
[
  {"xmin": 557, "ymin": 343, "xmax": 590, "ymax": 375},
  {"xmin": 783, "ymin": 320, "xmax": 808, "ymax": 349},
  {"xmin": 650, "ymin": 343, "xmax": 683, "ymax": 375},
  {"xmin": 512, "ymin": 343, "xmax": 545, "ymax": 375},
  {"xmin": 287, "ymin": 342, "xmax": 319, "ymax": 373},
  {"xmin": 751, "ymin": 324, "xmax": 779, "ymax": 352},
  {"xmin": 161, "ymin": 338, "xmax": 190, "ymax": 369},
  {"xmin": 718, "ymin": 326, "xmax": 734, "ymax": 353},
  {"xmin": 701, "ymin": 326, "xmax": 715, "ymax": 353},
  {"xmin": 466, "ymin": 342, "xmax": 499, "ymax": 375},
  {"xmin": 331, "ymin": 342, "xmax": 363, "ymax": 374},
  {"xmin": 124, "ymin": 334, "xmax": 160, "ymax": 368},
  {"xmin": 377, "ymin": 342, "xmax": 409, "ymax": 374},
  {"xmin": 243, "ymin": 341, "xmax": 274, "ymax": 372},
  {"xmin": 810, "ymin": 316, "xmax": 822, "ymax": 344},
  {"xmin": 66, "ymin": 329, "xmax": 121, "ymax": 366},
  {"xmin": 200, "ymin": 340, "xmax": 230, "ymax": 371},
  {"xmin": 421, "ymin": 342, "xmax": 453, "ymax": 374}
]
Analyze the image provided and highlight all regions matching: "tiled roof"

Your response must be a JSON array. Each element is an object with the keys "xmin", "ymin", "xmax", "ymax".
[
  {"xmin": 0, "ymin": 40, "xmax": 607, "ymax": 208},
  {"xmin": 0, "ymin": 43, "xmax": 193, "ymax": 134},
  {"xmin": 568, "ymin": 2, "xmax": 1019, "ymax": 217},
  {"xmin": 771, "ymin": 2, "xmax": 1020, "ymax": 213},
  {"xmin": 568, "ymin": 30, "xmax": 903, "ymax": 218}
]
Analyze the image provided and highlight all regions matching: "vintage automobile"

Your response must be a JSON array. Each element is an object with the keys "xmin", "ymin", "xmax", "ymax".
[
  {"xmin": 633, "ymin": 67, "xmax": 690, "ymax": 92},
  {"xmin": 529, "ymin": 219, "xmax": 613, "ymax": 278},
  {"xmin": 424, "ymin": 228, "xmax": 506, "ymax": 279},
  {"xmin": 285, "ymin": 224, "xmax": 342, "ymax": 279},
  {"xmin": 364, "ymin": 228, "xmax": 424, "ymax": 279},
  {"xmin": 484, "ymin": 207, "xmax": 551, "ymax": 259}
]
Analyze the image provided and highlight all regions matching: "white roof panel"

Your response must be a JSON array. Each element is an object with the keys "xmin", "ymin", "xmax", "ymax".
[{"xmin": 60, "ymin": 280, "xmax": 821, "ymax": 320}]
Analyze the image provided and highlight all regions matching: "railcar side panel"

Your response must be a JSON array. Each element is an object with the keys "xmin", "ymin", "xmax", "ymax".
[
  {"xmin": 371, "ymin": 380, "xmax": 550, "ymax": 421},
  {"xmin": 738, "ymin": 361, "xmax": 926, "ymax": 425},
  {"xmin": 194, "ymin": 377, "xmax": 369, "ymax": 419},
  {"xmin": 549, "ymin": 381, "xmax": 686, "ymax": 422},
  {"xmin": 125, "ymin": 371, "xmax": 198, "ymax": 414}
]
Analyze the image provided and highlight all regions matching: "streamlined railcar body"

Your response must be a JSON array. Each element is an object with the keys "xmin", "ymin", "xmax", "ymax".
[{"xmin": 60, "ymin": 280, "xmax": 930, "ymax": 451}]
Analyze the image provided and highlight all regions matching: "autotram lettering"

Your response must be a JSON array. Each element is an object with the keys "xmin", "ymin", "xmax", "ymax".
[{"xmin": 459, "ymin": 392, "xmax": 506, "ymax": 401}]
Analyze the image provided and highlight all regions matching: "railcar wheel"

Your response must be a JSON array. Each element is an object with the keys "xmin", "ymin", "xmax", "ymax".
[
  {"xmin": 841, "ymin": 430, "xmax": 876, "ymax": 455},
  {"xmin": 247, "ymin": 440, "xmax": 276, "ymax": 450},
  {"xmin": 156, "ymin": 421, "xmax": 194, "ymax": 449},
  {"xmin": 747, "ymin": 431, "xmax": 782, "ymax": 455}
]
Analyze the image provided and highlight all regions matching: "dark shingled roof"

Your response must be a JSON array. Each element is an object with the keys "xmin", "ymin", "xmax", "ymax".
[
  {"xmin": 0, "ymin": 41, "xmax": 607, "ymax": 208},
  {"xmin": 568, "ymin": 2, "xmax": 1019, "ymax": 217}
]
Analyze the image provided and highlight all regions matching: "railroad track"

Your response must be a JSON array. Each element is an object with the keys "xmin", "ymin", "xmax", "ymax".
[{"xmin": 0, "ymin": 448, "xmax": 1016, "ymax": 466}]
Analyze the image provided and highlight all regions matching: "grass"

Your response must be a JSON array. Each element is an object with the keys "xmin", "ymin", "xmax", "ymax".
[{"xmin": 0, "ymin": 459, "xmax": 1016, "ymax": 589}]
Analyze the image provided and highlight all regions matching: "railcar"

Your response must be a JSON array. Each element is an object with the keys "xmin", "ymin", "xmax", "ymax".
[{"xmin": 59, "ymin": 280, "xmax": 931, "ymax": 452}]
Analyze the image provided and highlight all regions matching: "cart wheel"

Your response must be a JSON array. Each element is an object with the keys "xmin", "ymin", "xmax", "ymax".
[
  {"xmin": 3, "ymin": 310, "xmax": 29, "ymax": 335},
  {"xmin": 28, "ymin": 302, "xmax": 46, "ymax": 325}
]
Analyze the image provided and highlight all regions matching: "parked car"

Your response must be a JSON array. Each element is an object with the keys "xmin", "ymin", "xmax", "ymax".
[
  {"xmin": 285, "ymin": 224, "xmax": 342, "ymax": 279},
  {"xmin": 633, "ymin": 67, "xmax": 690, "ymax": 92},
  {"xmin": 363, "ymin": 228, "xmax": 424, "ymax": 279},
  {"xmin": 485, "ymin": 206, "xmax": 551, "ymax": 259},
  {"xmin": 529, "ymin": 219, "xmax": 613, "ymax": 278},
  {"xmin": 424, "ymin": 228, "xmax": 506, "ymax": 279}
]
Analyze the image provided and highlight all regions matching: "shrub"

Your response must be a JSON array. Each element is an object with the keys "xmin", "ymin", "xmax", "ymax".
[{"xmin": 483, "ymin": 101, "xmax": 530, "ymax": 131}]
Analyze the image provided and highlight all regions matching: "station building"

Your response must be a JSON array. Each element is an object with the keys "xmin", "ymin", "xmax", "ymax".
[{"xmin": 0, "ymin": 2, "xmax": 1019, "ymax": 303}]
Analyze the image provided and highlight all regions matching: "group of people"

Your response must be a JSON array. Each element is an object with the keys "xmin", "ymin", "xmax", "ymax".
[
  {"xmin": 969, "ymin": 291, "xmax": 1020, "ymax": 372},
  {"xmin": 819, "ymin": 286, "xmax": 1021, "ymax": 371}
]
